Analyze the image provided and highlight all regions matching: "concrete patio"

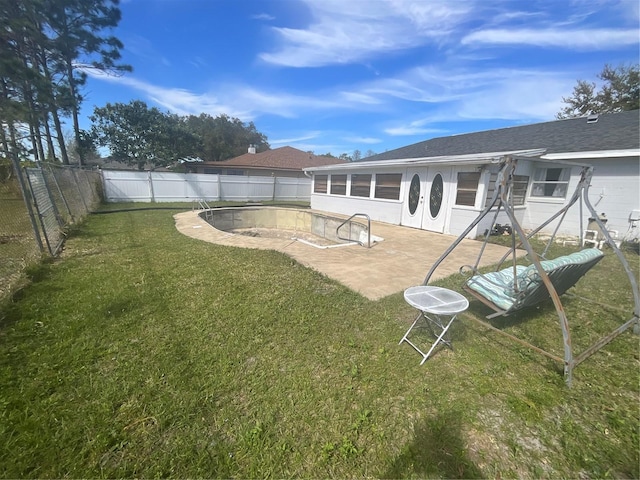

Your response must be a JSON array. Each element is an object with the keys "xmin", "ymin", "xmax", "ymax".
[{"xmin": 174, "ymin": 209, "xmax": 515, "ymax": 300}]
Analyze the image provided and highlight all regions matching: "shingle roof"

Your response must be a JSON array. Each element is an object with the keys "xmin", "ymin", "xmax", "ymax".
[
  {"xmin": 202, "ymin": 146, "xmax": 346, "ymax": 171},
  {"xmin": 365, "ymin": 111, "xmax": 640, "ymax": 162}
]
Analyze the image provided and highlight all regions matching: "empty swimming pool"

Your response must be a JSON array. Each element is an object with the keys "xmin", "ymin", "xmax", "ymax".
[{"xmin": 199, "ymin": 206, "xmax": 381, "ymax": 248}]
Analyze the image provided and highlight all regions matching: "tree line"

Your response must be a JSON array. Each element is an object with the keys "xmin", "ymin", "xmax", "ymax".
[
  {"xmin": 90, "ymin": 101, "xmax": 269, "ymax": 170},
  {"xmin": 1, "ymin": 0, "xmax": 130, "ymax": 166}
]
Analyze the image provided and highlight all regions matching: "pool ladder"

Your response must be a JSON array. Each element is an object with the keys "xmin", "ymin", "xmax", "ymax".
[
  {"xmin": 194, "ymin": 199, "xmax": 213, "ymax": 221},
  {"xmin": 336, "ymin": 213, "xmax": 372, "ymax": 248}
]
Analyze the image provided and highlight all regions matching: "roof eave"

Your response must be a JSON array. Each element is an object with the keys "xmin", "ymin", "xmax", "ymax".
[{"xmin": 303, "ymin": 149, "xmax": 547, "ymax": 172}]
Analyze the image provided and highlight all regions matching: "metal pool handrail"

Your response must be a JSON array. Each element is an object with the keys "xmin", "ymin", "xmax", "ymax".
[
  {"xmin": 336, "ymin": 213, "xmax": 371, "ymax": 248},
  {"xmin": 193, "ymin": 199, "xmax": 213, "ymax": 221}
]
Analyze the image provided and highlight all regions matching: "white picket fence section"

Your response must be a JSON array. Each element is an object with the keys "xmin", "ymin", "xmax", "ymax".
[{"xmin": 101, "ymin": 170, "xmax": 311, "ymax": 203}]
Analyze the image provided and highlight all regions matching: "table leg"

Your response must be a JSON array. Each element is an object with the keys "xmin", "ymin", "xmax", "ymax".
[
  {"xmin": 420, "ymin": 314, "xmax": 457, "ymax": 365},
  {"xmin": 400, "ymin": 311, "xmax": 458, "ymax": 364}
]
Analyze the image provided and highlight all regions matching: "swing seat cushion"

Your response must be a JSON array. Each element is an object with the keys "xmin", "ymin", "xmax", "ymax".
[
  {"xmin": 465, "ymin": 265, "xmax": 528, "ymax": 311},
  {"xmin": 465, "ymin": 248, "xmax": 604, "ymax": 312}
]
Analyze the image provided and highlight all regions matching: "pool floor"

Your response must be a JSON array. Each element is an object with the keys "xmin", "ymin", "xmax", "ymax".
[{"xmin": 230, "ymin": 227, "xmax": 352, "ymax": 247}]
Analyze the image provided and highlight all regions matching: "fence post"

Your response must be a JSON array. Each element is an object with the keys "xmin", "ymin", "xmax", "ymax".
[
  {"xmin": 148, "ymin": 171, "xmax": 155, "ymax": 202},
  {"xmin": 10, "ymin": 154, "xmax": 44, "ymax": 253},
  {"xmin": 272, "ymin": 174, "xmax": 276, "ymax": 201}
]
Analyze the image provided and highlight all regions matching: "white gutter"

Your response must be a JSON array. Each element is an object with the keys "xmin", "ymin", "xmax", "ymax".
[{"xmin": 541, "ymin": 149, "xmax": 640, "ymax": 160}]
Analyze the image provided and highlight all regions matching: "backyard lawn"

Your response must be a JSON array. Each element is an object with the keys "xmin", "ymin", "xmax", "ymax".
[{"xmin": 0, "ymin": 206, "xmax": 638, "ymax": 478}]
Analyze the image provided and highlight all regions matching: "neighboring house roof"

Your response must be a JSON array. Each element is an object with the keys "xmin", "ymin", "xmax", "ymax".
[
  {"xmin": 364, "ymin": 110, "xmax": 640, "ymax": 162},
  {"xmin": 201, "ymin": 146, "xmax": 347, "ymax": 171}
]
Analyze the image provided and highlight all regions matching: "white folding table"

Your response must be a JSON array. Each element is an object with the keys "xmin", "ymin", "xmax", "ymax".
[{"xmin": 400, "ymin": 286, "xmax": 469, "ymax": 364}]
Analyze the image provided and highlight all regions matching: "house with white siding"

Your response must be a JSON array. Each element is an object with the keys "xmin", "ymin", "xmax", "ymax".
[{"xmin": 304, "ymin": 111, "xmax": 640, "ymax": 240}]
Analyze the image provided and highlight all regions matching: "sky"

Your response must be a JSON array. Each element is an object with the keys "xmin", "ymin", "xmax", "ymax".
[{"xmin": 80, "ymin": 0, "xmax": 640, "ymax": 157}]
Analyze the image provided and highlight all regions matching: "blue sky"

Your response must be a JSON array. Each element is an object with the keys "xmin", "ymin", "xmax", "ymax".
[{"xmin": 81, "ymin": 0, "xmax": 639, "ymax": 157}]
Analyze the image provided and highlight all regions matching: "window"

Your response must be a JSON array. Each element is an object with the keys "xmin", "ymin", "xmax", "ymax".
[
  {"xmin": 455, "ymin": 172, "xmax": 480, "ymax": 206},
  {"xmin": 408, "ymin": 174, "xmax": 421, "ymax": 215},
  {"xmin": 314, "ymin": 174, "xmax": 328, "ymax": 193},
  {"xmin": 429, "ymin": 173, "xmax": 444, "ymax": 218},
  {"xmin": 374, "ymin": 173, "xmax": 402, "ymax": 200},
  {"xmin": 511, "ymin": 175, "xmax": 529, "ymax": 204},
  {"xmin": 204, "ymin": 168, "xmax": 221, "ymax": 174},
  {"xmin": 531, "ymin": 168, "xmax": 570, "ymax": 198},
  {"xmin": 350, "ymin": 174, "xmax": 371, "ymax": 197},
  {"xmin": 484, "ymin": 173, "xmax": 529, "ymax": 207},
  {"xmin": 330, "ymin": 174, "xmax": 347, "ymax": 195},
  {"xmin": 226, "ymin": 169, "xmax": 244, "ymax": 176}
]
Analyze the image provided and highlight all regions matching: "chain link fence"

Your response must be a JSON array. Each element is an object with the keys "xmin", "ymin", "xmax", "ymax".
[{"xmin": 0, "ymin": 163, "xmax": 102, "ymax": 302}]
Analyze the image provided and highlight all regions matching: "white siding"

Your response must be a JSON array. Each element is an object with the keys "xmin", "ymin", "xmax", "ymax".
[
  {"xmin": 521, "ymin": 158, "xmax": 640, "ymax": 237},
  {"xmin": 310, "ymin": 194, "xmax": 403, "ymax": 224},
  {"xmin": 583, "ymin": 158, "xmax": 640, "ymax": 235}
]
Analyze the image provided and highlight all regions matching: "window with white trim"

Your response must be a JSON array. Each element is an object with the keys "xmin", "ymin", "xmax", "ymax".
[
  {"xmin": 350, "ymin": 174, "xmax": 371, "ymax": 197},
  {"xmin": 455, "ymin": 172, "xmax": 480, "ymax": 206},
  {"xmin": 330, "ymin": 174, "xmax": 347, "ymax": 195},
  {"xmin": 374, "ymin": 173, "xmax": 402, "ymax": 200},
  {"xmin": 531, "ymin": 167, "xmax": 570, "ymax": 198},
  {"xmin": 314, "ymin": 174, "xmax": 328, "ymax": 193},
  {"xmin": 484, "ymin": 173, "xmax": 529, "ymax": 207}
]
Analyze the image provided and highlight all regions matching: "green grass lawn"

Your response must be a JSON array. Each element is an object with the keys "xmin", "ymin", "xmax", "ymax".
[{"xmin": 0, "ymin": 207, "xmax": 638, "ymax": 478}]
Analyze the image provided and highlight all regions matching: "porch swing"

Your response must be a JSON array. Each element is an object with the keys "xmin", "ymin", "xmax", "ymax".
[{"xmin": 422, "ymin": 155, "xmax": 640, "ymax": 387}]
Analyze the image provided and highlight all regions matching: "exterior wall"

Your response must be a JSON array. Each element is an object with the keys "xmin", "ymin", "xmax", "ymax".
[
  {"xmin": 442, "ymin": 163, "xmax": 530, "ymax": 239},
  {"xmin": 310, "ymin": 167, "xmax": 405, "ymax": 224},
  {"xmin": 582, "ymin": 158, "xmax": 640, "ymax": 236},
  {"xmin": 521, "ymin": 157, "xmax": 639, "ymax": 237},
  {"xmin": 310, "ymin": 193, "xmax": 403, "ymax": 225},
  {"xmin": 309, "ymin": 155, "xmax": 639, "ymax": 241}
]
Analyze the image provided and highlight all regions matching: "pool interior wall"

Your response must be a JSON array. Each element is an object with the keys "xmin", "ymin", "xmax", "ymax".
[{"xmin": 199, "ymin": 207, "xmax": 370, "ymax": 244}]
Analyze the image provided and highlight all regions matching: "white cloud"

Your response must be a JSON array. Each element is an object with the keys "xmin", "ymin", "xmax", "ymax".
[
  {"xmin": 339, "ymin": 91, "xmax": 384, "ymax": 105},
  {"xmin": 259, "ymin": 0, "xmax": 472, "ymax": 67},
  {"xmin": 258, "ymin": 0, "xmax": 638, "ymax": 68},
  {"xmin": 454, "ymin": 75, "xmax": 572, "ymax": 120},
  {"xmin": 87, "ymin": 72, "xmax": 344, "ymax": 121},
  {"xmin": 385, "ymin": 124, "xmax": 446, "ymax": 136},
  {"xmin": 251, "ymin": 13, "xmax": 275, "ymax": 21},
  {"xmin": 366, "ymin": 65, "xmax": 578, "ymax": 135},
  {"xmin": 270, "ymin": 132, "xmax": 322, "ymax": 145},
  {"xmin": 343, "ymin": 136, "xmax": 382, "ymax": 144},
  {"xmin": 462, "ymin": 28, "xmax": 639, "ymax": 49},
  {"xmin": 189, "ymin": 56, "xmax": 208, "ymax": 69},
  {"xmin": 123, "ymin": 33, "xmax": 171, "ymax": 66}
]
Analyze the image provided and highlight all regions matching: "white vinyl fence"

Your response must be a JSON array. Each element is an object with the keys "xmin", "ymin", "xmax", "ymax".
[{"xmin": 101, "ymin": 170, "xmax": 311, "ymax": 203}]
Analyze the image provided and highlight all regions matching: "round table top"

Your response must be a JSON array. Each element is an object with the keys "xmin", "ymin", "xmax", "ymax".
[{"xmin": 404, "ymin": 285, "xmax": 469, "ymax": 315}]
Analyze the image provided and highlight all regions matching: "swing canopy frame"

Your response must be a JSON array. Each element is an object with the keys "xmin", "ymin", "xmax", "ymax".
[{"xmin": 423, "ymin": 155, "xmax": 640, "ymax": 387}]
